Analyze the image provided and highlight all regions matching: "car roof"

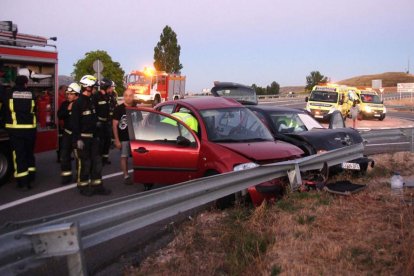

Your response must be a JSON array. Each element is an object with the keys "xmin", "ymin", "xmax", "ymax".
[
  {"xmin": 249, "ymin": 105, "xmax": 307, "ymax": 114},
  {"xmin": 168, "ymin": 96, "xmax": 243, "ymax": 110}
]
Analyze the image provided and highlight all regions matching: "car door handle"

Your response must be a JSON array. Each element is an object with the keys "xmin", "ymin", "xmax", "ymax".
[{"xmin": 135, "ymin": 147, "xmax": 149, "ymax": 153}]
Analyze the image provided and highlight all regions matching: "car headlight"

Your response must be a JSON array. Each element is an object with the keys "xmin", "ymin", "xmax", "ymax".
[
  {"xmin": 365, "ymin": 106, "xmax": 372, "ymax": 113},
  {"xmin": 305, "ymin": 105, "xmax": 311, "ymax": 112},
  {"xmin": 233, "ymin": 162, "xmax": 259, "ymax": 171}
]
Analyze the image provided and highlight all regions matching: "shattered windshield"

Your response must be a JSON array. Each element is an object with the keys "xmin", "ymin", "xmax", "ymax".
[{"xmin": 200, "ymin": 107, "xmax": 273, "ymax": 142}]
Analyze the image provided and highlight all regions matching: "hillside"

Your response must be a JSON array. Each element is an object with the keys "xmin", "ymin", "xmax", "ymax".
[{"xmin": 338, "ymin": 72, "xmax": 414, "ymax": 87}]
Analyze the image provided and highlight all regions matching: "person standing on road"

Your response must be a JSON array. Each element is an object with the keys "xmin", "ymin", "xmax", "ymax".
[
  {"xmin": 112, "ymin": 88, "xmax": 134, "ymax": 185},
  {"xmin": 93, "ymin": 78, "xmax": 113, "ymax": 165},
  {"xmin": 1, "ymin": 73, "xmax": 36, "ymax": 189},
  {"xmin": 56, "ymin": 84, "xmax": 68, "ymax": 163},
  {"xmin": 71, "ymin": 75, "xmax": 111, "ymax": 196},
  {"xmin": 350, "ymin": 100, "xmax": 360, "ymax": 128},
  {"xmin": 57, "ymin": 82, "xmax": 80, "ymax": 185}
]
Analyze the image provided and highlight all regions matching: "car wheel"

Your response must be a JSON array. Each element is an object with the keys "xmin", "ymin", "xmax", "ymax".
[
  {"xmin": 379, "ymin": 114, "xmax": 385, "ymax": 121},
  {"xmin": 204, "ymin": 170, "xmax": 236, "ymax": 209},
  {"xmin": 0, "ymin": 143, "xmax": 13, "ymax": 186}
]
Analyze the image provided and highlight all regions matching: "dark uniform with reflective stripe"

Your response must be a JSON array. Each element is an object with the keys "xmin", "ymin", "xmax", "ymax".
[
  {"xmin": 93, "ymin": 91, "xmax": 112, "ymax": 164},
  {"xmin": 71, "ymin": 93, "xmax": 103, "ymax": 193},
  {"xmin": 1, "ymin": 82, "xmax": 36, "ymax": 188},
  {"xmin": 57, "ymin": 100, "xmax": 75, "ymax": 184}
]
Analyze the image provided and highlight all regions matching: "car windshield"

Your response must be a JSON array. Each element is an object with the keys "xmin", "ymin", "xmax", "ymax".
[
  {"xmin": 360, "ymin": 93, "xmax": 382, "ymax": 104},
  {"xmin": 212, "ymin": 87, "xmax": 258, "ymax": 105},
  {"xmin": 269, "ymin": 112, "xmax": 323, "ymax": 133},
  {"xmin": 309, "ymin": 90, "xmax": 338, "ymax": 103},
  {"xmin": 128, "ymin": 73, "xmax": 151, "ymax": 85},
  {"xmin": 199, "ymin": 107, "xmax": 274, "ymax": 142}
]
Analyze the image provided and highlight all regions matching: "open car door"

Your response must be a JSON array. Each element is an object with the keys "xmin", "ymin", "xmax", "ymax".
[
  {"xmin": 126, "ymin": 107, "xmax": 201, "ymax": 185},
  {"xmin": 329, "ymin": 110, "xmax": 346, "ymax": 129}
]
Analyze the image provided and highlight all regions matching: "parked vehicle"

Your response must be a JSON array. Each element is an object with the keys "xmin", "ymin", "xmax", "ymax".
[
  {"xmin": 210, "ymin": 82, "xmax": 373, "ymax": 176},
  {"xmin": 356, "ymin": 89, "xmax": 386, "ymax": 120},
  {"xmin": 0, "ymin": 21, "xmax": 59, "ymax": 185},
  {"xmin": 125, "ymin": 67, "xmax": 185, "ymax": 106},
  {"xmin": 125, "ymin": 96, "xmax": 304, "ymax": 206},
  {"xmin": 305, "ymin": 84, "xmax": 359, "ymax": 121}
]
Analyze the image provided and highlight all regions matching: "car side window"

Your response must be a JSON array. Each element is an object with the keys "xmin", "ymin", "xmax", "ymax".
[{"xmin": 159, "ymin": 104, "xmax": 174, "ymax": 114}]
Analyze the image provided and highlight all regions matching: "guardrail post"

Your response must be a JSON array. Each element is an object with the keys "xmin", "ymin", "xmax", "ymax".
[
  {"xmin": 287, "ymin": 163, "xmax": 302, "ymax": 191},
  {"xmin": 24, "ymin": 222, "xmax": 86, "ymax": 276}
]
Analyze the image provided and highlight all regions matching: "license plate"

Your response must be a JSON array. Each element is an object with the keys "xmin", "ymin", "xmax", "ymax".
[
  {"xmin": 374, "ymin": 114, "xmax": 380, "ymax": 117},
  {"xmin": 315, "ymin": 115, "xmax": 323, "ymax": 118},
  {"xmin": 342, "ymin": 162, "xmax": 360, "ymax": 170}
]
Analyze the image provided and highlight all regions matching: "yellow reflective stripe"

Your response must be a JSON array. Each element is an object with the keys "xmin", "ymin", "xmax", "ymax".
[
  {"xmin": 91, "ymin": 179, "xmax": 102, "ymax": 186},
  {"xmin": 77, "ymin": 181, "xmax": 89, "ymax": 187},
  {"xmin": 98, "ymin": 116, "xmax": 107, "ymax": 121},
  {"xmin": 98, "ymin": 101, "xmax": 106, "ymax": 105},
  {"xmin": 81, "ymin": 133, "xmax": 93, "ymax": 138},
  {"xmin": 28, "ymin": 167, "xmax": 36, "ymax": 172},
  {"xmin": 102, "ymin": 154, "xmax": 109, "ymax": 158},
  {"xmin": 82, "ymin": 110, "xmax": 92, "ymax": 115},
  {"xmin": 9, "ymin": 99, "xmax": 16, "ymax": 126},
  {"xmin": 61, "ymin": 171, "xmax": 72, "ymax": 176},
  {"xmin": 15, "ymin": 170, "xmax": 29, "ymax": 178},
  {"xmin": 64, "ymin": 129, "xmax": 72, "ymax": 135},
  {"xmin": 6, "ymin": 124, "xmax": 36, "ymax": 129},
  {"xmin": 32, "ymin": 100, "xmax": 36, "ymax": 125}
]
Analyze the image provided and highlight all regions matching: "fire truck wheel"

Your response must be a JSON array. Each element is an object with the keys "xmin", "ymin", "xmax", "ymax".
[{"xmin": 0, "ymin": 143, "xmax": 13, "ymax": 186}]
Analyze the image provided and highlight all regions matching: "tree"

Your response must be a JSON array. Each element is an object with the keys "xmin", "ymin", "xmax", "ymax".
[
  {"xmin": 252, "ymin": 81, "xmax": 279, "ymax": 95},
  {"xmin": 306, "ymin": 71, "xmax": 328, "ymax": 91},
  {"xmin": 153, "ymin": 25, "xmax": 183, "ymax": 73},
  {"xmin": 72, "ymin": 50, "xmax": 125, "ymax": 94}
]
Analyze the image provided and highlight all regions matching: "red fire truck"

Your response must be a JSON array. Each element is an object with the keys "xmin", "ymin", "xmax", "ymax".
[
  {"xmin": 0, "ymin": 21, "xmax": 58, "ymax": 185},
  {"xmin": 125, "ymin": 67, "xmax": 186, "ymax": 106}
]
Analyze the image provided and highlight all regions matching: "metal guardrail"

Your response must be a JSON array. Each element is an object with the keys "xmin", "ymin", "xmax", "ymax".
[
  {"xmin": 361, "ymin": 127, "xmax": 414, "ymax": 154},
  {"xmin": 0, "ymin": 143, "xmax": 364, "ymax": 275}
]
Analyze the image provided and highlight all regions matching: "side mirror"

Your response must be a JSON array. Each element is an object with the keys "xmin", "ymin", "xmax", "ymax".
[
  {"xmin": 305, "ymin": 97, "xmax": 308, "ymax": 102},
  {"xmin": 176, "ymin": 135, "xmax": 191, "ymax": 146},
  {"xmin": 329, "ymin": 110, "xmax": 345, "ymax": 129}
]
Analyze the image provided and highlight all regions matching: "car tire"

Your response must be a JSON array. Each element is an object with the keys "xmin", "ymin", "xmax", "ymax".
[
  {"xmin": 0, "ymin": 143, "xmax": 13, "ymax": 186},
  {"xmin": 204, "ymin": 170, "xmax": 236, "ymax": 209},
  {"xmin": 379, "ymin": 114, "xmax": 385, "ymax": 121}
]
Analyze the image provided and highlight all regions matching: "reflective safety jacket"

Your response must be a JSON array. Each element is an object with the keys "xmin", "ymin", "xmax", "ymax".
[
  {"xmin": 162, "ymin": 112, "xmax": 198, "ymax": 132},
  {"xmin": 1, "ymin": 85, "xmax": 36, "ymax": 129},
  {"xmin": 70, "ymin": 93, "xmax": 98, "ymax": 142}
]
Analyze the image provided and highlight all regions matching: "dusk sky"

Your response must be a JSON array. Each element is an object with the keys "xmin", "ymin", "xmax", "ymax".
[{"xmin": 3, "ymin": 0, "xmax": 414, "ymax": 92}]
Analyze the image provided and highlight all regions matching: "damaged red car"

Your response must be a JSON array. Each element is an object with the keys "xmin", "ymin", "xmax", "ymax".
[{"xmin": 126, "ymin": 96, "xmax": 304, "ymax": 206}]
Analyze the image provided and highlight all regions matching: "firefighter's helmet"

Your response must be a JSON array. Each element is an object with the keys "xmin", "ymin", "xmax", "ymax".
[
  {"xmin": 111, "ymin": 81, "xmax": 116, "ymax": 87},
  {"xmin": 100, "ymin": 78, "xmax": 113, "ymax": 90},
  {"xmin": 66, "ymin": 82, "xmax": 81, "ymax": 94},
  {"xmin": 79, "ymin": 75, "xmax": 97, "ymax": 87}
]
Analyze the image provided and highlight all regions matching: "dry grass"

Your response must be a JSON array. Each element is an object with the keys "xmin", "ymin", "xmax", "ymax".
[
  {"xmin": 124, "ymin": 153, "xmax": 414, "ymax": 276},
  {"xmin": 338, "ymin": 72, "xmax": 414, "ymax": 87}
]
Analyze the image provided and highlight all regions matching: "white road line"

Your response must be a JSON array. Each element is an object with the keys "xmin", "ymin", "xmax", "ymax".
[{"xmin": 0, "ymin": 170, "xmax": 133, "ymax": 212}]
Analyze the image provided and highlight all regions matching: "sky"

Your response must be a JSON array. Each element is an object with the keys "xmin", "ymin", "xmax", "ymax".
[{"xmin": 2, "ymin": 0, "xmax": 414, "ymax": 92}]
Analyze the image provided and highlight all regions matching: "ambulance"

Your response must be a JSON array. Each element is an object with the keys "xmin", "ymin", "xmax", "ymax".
[
  {"xmin": 305, "ymin": 84, "xmax": 356, "ymax": 120},
  {"xmin": 356, "ymin": 88, "xmax": 386, "ymax": 120}
]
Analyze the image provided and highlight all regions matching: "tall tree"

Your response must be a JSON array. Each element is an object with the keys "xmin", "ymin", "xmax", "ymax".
[
  {"xmin": 267, "ymin": 81, "xmax": 280, "ymax": 94},
  {"xmin": 153, "ymin": 25, "xmax": 183, "ymax": 73},
  {"xmin": 72, "ymin": 50, "xmax": 125, "ymax": 94},
  {"xmin": 306, "ymin": 71, "xmax": 328, "ymax": 91}
]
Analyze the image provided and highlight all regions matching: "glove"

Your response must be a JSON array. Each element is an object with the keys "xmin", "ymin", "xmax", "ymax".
[{"xmin": 77, "ymin": 140, "xmax": 85, "ymax": 150}]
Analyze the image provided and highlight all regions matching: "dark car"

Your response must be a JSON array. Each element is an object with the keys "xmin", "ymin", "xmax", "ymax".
[
  {"xmin": 210, "ymin": 82, "xmax": 373, "ymax": 176},
  {"xmin": 126, "ymin": 96, "xmax": 304, "ymax": 206}
]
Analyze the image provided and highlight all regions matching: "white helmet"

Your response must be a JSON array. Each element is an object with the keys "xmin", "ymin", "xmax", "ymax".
[
  {"xmin": 66, "ymin": 82, "xmax": 81, "ymax": 94},
  {"xmin": 17, "ymin": 68, "xmax": 31, "ymax": 78},
  {"xmin": 79, "ymin": 75, "xmax": 97, "ymax": 87}
]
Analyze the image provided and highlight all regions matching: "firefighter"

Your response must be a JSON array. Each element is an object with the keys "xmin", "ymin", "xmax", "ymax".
[
  {"xmin": 1, "ymin": 73, "xmax": 36, "ymax": 189},
  {"xmin": 57, "ymin": 82, "xmax": 80, "ymax": 185},
  {"xmin": 71, "ymin": 75, "xmax": 111, "ymax": 196},
  {"xmin": 56, "ymin": 84, "xmax": 68, "ymax": 162},
  {"xmin": 93, "ymin": 78, "xmax": 112, "ymax": 165}
]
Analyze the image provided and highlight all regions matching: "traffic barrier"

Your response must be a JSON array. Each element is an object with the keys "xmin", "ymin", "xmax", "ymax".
[
  {"xmin": 0, "ymin": 143, "xmax": 365, "ymax": 275},
  {"xmin": 361, "ymin": 127, "xmax": 414, "ymax": 154}
]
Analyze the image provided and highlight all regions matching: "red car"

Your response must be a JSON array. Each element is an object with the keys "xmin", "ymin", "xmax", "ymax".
[{"xmin": 126, "ymin": 96, "xmax": 304, "ymax": 206}]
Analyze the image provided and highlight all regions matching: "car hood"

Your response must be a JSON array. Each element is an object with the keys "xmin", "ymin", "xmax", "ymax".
[
  {"xmin": 286, "ymin": 128, "xmax": 363, "ymax": 151},
  {"xmin": 217, "ymin": 141, "xmax": 303, "ymax": 163}
]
